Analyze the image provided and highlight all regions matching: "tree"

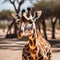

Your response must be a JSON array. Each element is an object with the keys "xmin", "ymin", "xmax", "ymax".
[
  {"xmin": 2, "ymin": 0, "xmax": 34, "ymax": 38},
  {"xmin": 3, "ymin": 0, "xmax": 60, "ymax": 39},
  {"xmin": 0, "ymin": 10, "xmax": 13, "ymax": 20},
  {"xmin": 32, "ymin": 0, "xmax": 60, "ymax": 39},
  {"xmin": 3, "ymin": 0, "xmax": 25, "ymax": 13},
  {"xmin": 2, "ymin": 0, "xmax": 26, "ymax": 38},
  {"xmin": 51, "ymin": 17, "xmax": 57, "ymax": 39},
  {"xmin": 32, "ymin": 1, "xmax": 52, "ymax": 40}
]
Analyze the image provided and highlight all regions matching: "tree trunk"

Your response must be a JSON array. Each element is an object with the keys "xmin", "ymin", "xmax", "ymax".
[
  {"xmin": 59, "ymin": 19, "xmax": 60, "ymax": 27},
  {"xmin": 51, "ymin": 17, "xmax": 57, "ymax": 39},
  {"xmin": 41, "ymin": 19, "xmax": 48, "ymax": 40},
  {"xmin": 13, "ymin": 19, "xmax": 17, "ymax": 35},
  {"xmin": 51, "ymin": 23, "xmax": 55, "ymax": 39},
  {"xmin": 6, "ymin": 18, "xmax": 18, "ymax": 38},
  {"xmin": 6, "ymin": 0, "xmax": 25, "ymax": 38}
]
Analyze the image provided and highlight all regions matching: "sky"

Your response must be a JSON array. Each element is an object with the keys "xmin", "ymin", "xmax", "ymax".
[
  {"xmin": 0, "ymin": 0, "xmax": 54, "ymax": 11},
  {"xmin": 0, "ymin": 0, "xmax": 37, "ymax": 11}
]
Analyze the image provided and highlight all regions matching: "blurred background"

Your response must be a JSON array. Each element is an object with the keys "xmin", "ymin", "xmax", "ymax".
[{"xmin": 0, "ymin": 0, "xmax": 60, "ymax": 60}]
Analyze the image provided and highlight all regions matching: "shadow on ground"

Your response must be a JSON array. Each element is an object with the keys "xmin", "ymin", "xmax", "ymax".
[
  {"xmin": 0, "ymin": 37, "xmax": 28, "ymax": 51},
  {"xmin": 0, "ymin": 37, "xmax": 60, "ymax": 52},
  {"xmin": 48, "ymin": 39, "xmax": 60, "ymax": 52}
]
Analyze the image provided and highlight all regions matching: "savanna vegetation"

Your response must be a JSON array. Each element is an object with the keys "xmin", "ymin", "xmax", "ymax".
[{"xmin": 0, "ymin": 0, "xmax": 60, "ymax": 39}]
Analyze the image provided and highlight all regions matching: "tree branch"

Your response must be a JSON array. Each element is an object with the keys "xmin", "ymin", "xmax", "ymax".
[
  {"xmin": 9, "ymin": 0, "xmax": 17, "ymax": 13},
  {"xmin": 18, "ymin": 0, "xmax": 25, "ymax": 12},
  {"xmin": 9, "ymin": 0, "xmax": 14, "ymax": 4},
  {"xmin": 9, "ymin": 0, "xmax": 25, "ymax": 13}
]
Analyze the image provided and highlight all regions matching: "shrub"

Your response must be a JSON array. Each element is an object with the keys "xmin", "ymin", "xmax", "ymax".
[{"xmin": 0, "ymin": 23, "xmax": 7, "ymax": 29}]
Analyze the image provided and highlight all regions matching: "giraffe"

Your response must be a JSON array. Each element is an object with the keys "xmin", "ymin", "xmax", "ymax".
[
  {"xmin": 15, "ymin": 11, "xmax": 52, "ymax": 60},
  {"xmin": 35, "ymin": 29, "xmax": 52, "ymax": 60},
  {"xmin": 22, "ymin": 29, "xmax": 51, "ymax": 60},
  {"xmin": 16, "ymin": 16, "xmax": 52, "ymax": 60},
  {"xmin": 22, "ymin": 22, "xmax": 52, "ymax": 60}
]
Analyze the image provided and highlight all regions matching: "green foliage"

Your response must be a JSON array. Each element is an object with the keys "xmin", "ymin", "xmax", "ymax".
[
  {"xmin": 0, "ymin": 23, "xmax": 7, "ymax": 29},
  {"xmin": 32, "ymin": 0, "xmax": 60, "ymax": 15},
  {"xmin": 0, "ymin": 10, "xmax": 13, "ymax": 20}
]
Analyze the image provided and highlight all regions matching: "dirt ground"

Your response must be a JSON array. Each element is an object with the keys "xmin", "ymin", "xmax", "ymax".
[
  {"xmin": 0, "ymin": 28, "xmax": 60, "ymax": 60},
  {"xmin": 0, "ymin": 38, "xmax": 60, "ymax": 60},
  {"xmin": 0, "ymin": 49, "xmax": 60, "ymax": 60},
  {"xmin": 0, "ymin": 28, "xmax": 60, "ymax": 39}
]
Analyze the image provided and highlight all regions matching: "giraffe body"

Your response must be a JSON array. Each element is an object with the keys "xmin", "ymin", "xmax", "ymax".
[
  {"xmin": 16, "ymin": 15, "xmax": 52, "ymax": 60},
  {"xmin": 22, "ymin": 31, "xmax": 51, "ymax": 60}
]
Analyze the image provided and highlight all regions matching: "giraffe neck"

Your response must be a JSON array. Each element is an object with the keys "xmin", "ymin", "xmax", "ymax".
[
  {"xmin": 36, "ymin": 29, "xmax": 51, "ymax": 57},
  {"xmin": 28, "ymin": 32, "xmax": 37, "ymax": 60},
  {"xmin": 28, "ymin": 28, "xmax": 46, "ymax": 60}
]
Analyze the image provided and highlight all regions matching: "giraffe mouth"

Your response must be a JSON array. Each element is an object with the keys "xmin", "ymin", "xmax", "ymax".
[{"xmin": 17, "ymin": 29, "xmax": 34, "ymax": 38}]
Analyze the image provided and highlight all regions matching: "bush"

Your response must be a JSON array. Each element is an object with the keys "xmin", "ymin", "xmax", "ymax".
[{"xmin": 0, "ymin": 23, "xmax": 7, "ymax": 29}]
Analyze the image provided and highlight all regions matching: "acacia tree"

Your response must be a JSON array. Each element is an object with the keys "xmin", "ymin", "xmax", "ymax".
[
  {"xmin": 3, "ymin": 0, "xmax": 39, "ymax": 14},
  {"xmin": 3, "ymin": 0, "xmax": 26, "ymax": 13},
  {"xmin": 32, "ymin": 1, "xmax": 52, "ymax": 40},
  {"xmin": 0, "ymin": 10, "xmax": 13, "ymax": 20},
  {"xmin": 50, "ymin": 0, "xmax": 60, "ymax": 39},
  {"xmin": 3, "ymin": 0, "xmax": 60, "ymax": 38},
  {"xmin": 47, "ymin": 0, "xmax": 60, "ymax": 39},
  {"xmin": 3, "ymin": 0, "xmax": 26, "ymax": 38},
  {"xmin": 2, "ymin": 0, "xmax": 42, "ymax": 38},
  {"xmin": 32, "ymin": 0, "xmax": 60, "ymax": 39},
  {"xmin": 3, "ymin": 0, "xmax": 34, "ymax": 38}
]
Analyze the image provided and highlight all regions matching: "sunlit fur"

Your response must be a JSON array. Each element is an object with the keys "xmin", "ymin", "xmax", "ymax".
[
  {"xmin": 22, "ymin": 28, "xmax": 52, "ymax": 60},
  {"xmin": 17, "ymin": 18, "xmax": 52, "ymax": 60}
]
